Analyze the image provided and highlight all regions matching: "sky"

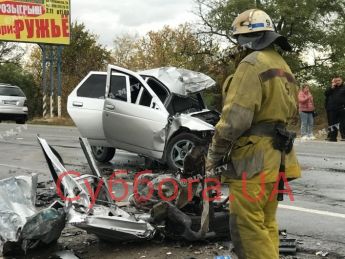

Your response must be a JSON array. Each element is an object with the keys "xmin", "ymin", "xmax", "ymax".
[{"xmin": 71, "ymin": 0, "xmax": 199, "ymax": 47}]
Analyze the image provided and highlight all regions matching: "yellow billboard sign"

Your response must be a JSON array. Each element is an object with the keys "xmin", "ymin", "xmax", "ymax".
[{"xmin": 0, "ymin": 0, "xmax": 70, "ymax": 45}]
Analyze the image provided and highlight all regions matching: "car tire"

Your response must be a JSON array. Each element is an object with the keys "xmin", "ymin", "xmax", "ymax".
[
  {"xmin": 16, "ymin": 118, "xmax": 26, "ymax": 124},
  {"xmin": 166, "ymin": 132, "xmax": 202, "ymax": 170},
  {"xmin": 91, "ymin": 146, "xmax": 116, "ymax": 163}
]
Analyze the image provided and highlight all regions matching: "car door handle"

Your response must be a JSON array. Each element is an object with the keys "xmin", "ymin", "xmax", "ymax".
[
  {"xmin": 73, "ymin": 101, "xmax": 83, "ymax": 107},
  {"xmin": 105, "ymin": 104, "xmax": 115, "ymax": 110}
]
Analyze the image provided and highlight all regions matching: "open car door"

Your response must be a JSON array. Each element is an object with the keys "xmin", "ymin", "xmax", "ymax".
[
  {"xmin": 67, "ymin": 72, "xmax": 109, "ymax": 146},
  {"xmin": 102, "ymin": 65, "xmax": 169, "ymax": 159}
]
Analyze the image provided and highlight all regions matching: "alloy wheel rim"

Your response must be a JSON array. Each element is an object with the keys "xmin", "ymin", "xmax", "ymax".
[{"xmin": 170, "ymin": 139, "xmax": 194, "ymax": 168}]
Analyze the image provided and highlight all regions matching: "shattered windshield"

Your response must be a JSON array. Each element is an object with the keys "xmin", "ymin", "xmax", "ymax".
[{"xmin": 165, "ymin": 92, "xmax": 206, "ymax": 115}]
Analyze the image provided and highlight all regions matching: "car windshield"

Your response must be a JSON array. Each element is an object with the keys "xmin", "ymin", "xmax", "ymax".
[
  {"xmin": 0, "ymin": 87, "xmax": 25, "ymax": 97},
  {"xmin": 165, "ymin": 92, "xmax": 206, "ymax": 115}
]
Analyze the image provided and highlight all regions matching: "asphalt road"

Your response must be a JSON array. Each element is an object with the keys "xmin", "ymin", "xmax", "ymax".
[{"xmin": 0, "ymin": 123, "xmax": 345, "ymax": 258}]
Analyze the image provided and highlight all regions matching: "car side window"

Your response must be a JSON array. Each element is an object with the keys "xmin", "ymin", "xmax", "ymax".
[
  {"xmin": 77, "ymin": 74, "xmax": 106, "ymax": 99},
  {"xmin": 145, "ymin": 77, "xmax": 169, "ymax": 103},
  {"xmin": 129, "ymin": 76, "xmax": 142, "ymax": 104},
  {"xmin": 109, "ymin": 75, "xmax": 127, "ymax": 101},
  {"xmin": 139, "ymin": 88, "xmax": 152, "ymax": 107},
  {"xmin": 129, "ymin": 76, "xmax": 152, "ymax": 107}
]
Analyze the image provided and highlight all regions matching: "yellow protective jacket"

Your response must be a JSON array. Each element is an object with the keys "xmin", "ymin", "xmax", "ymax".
[{"xmin": 207, "ymin": 48, "xmax": 301, "ymax": 183}]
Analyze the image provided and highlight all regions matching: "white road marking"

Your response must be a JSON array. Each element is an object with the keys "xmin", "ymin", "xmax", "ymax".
[{"xmin": 279, "ymin": 204, "xmax": 345, "ymax": 219}]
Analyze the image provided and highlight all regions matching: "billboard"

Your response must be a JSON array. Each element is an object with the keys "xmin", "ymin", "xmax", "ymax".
[{"xmin": 0, "ymin": 0, "xmax": 70, "ymax": 45}]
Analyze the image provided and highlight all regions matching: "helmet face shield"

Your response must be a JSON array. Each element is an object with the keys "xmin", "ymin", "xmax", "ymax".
[{"xmin": 237, "ymin": 31, "xmax": 292, "ymax": 51}]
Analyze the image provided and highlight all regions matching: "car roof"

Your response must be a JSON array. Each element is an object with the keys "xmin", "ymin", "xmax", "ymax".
[
  {"xmin": 0, "ymin": 83, "xmax": 20, "ymax": 88},
  {"xmin": 87, "ymin": 67, "xmax": 216, "ymax": 96}
]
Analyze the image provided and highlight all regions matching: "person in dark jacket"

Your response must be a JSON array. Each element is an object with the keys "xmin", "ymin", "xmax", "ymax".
[{"xmin": 325, "ymin": 76, "xmax": 345, "ymax": 141}]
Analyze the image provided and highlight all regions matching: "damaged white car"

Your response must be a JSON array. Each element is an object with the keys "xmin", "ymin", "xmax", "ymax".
[{"xmin": 68, "ymin": 65, "xmax": 220, "ymax": 169}]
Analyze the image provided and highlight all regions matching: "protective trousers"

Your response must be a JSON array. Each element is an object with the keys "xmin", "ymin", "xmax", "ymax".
[{"xmin": 229, "ymin": 181, "xmax": 279, "ymax": 259}]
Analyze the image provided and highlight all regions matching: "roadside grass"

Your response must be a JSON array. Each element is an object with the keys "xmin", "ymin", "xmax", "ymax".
[{"xmin": 29, "ymin": 117, "xmax": 75, "ymax": 126}]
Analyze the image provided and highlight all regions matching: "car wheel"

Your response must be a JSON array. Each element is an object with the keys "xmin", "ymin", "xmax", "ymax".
[
  {"xmin": 16, "ymin": 119, "xmax": 26, "ymax": 124},
  {"xmin": 166, "ymin": 132, "xmax": 202, "ymax": 170},
  {"xmin": 91, "ymin": 146, "xmax": 116, "ymax": 163}
]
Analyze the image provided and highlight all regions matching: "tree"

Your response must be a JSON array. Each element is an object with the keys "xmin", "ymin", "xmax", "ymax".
[
  {"xmin": 28, "ymin": 22, "xmax": 111, "ymax": 116},
  {"xmin": 112, "ymin": 24, "xmax": 216, "ymax": 72},
  {"xmin": 195, "ymin": 0, "xmax": 345, "ymax": 85},
  {"xmin": 112, "ymin": 24, "xmax": 226, "ymax": 110},
  {"xmin": 0, "ymin": 42, "xmax": 24, "ymax": 64}
]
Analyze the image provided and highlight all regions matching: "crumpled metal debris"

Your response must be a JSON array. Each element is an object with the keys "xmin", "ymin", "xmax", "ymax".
[
  {"xmin": 0, "ymin": 175, "xmax": 65, "ymax": 256},
  {"xmin": 140, "ymin": 67, "xmax": 216, "ymax": 95},
  {"xmin": 34, "ymin": 135, "xmax": 297, "ymax": 254},
  {"xmin": 38, "ymin": 136, "xmax": 155, "ymax": 242},
  {"xmin": 38, "ymin": 136, "xmax": 231, "ymax": 243}
]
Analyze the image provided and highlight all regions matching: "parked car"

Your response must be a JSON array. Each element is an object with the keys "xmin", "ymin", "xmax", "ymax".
[
  {"xmin": 67, "ymin": 65, "xmax": 220, "ymax": 169},
  {"xmin": 0, "ymin": 83, "xmax": 28, "ymax": 124}
]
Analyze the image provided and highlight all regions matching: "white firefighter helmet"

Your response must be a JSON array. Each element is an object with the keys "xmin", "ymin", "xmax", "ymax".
[
  {"xmin": 232, "ymin": 9, "xmax": 274, "ymax": 35},
  {"xmin": 231, "ymin": 9, "xmax": 292, "ymax": 51}
]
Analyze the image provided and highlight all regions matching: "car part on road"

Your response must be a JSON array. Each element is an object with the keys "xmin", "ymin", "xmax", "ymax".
[
  {"xmin": 38, "ymin": 136, "xmax": 156, "ymax": 242},
  {"xmin": 37, "ymin": 136, "xmax": 231, "ymax": 243},
  {"xmin": 0, "ymin": 175, "xmax": 65, "ymax": 256},
  {"xmin": 91, "ymin": 145, "xmax": 116, "ymax": 163}
]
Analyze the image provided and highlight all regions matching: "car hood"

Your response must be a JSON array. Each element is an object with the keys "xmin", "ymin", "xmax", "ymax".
[{"xmin": 139, "ymin": 67, "xmax": 216, "ymax": 95}]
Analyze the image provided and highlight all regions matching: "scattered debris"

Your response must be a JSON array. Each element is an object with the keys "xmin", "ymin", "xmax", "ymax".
[
  {"xmin": 35, "ymin": 188, "xmax": 59, "ymax": 207},
  {"xmin": 38, "ymin": 136, "xmax": 156, "ymax": 242},
  {"xmin": 61, "ymin": 231, "xmax": 84, "ymax": 237},
  {"xmin": 279, "ymin": 239, "xmax": 297, "ymax": 254},
  {"xmin": 55, "ymin": 250, "xmax": 80, "ymax": 259},
  {"xmin": 0, "ymin": 135, "xmax": 306, "ymax": 257},
  {"xmin": 37, "ymin": 181, "xmax": 46, "ymax": 188},
  {"xmin": 316, "ymin": 251, "xmax": 329, "ymax": 257}
]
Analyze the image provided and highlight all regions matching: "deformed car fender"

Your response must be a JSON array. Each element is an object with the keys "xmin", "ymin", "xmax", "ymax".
[{"xmin": 166, "ymin": 113, "xmax": 215, "ymax": 142}]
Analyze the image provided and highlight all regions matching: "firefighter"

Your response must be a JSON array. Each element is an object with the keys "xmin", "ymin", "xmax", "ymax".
[{"xmin": 206, "ymin": 9, "xmax": 301, "ymax": 259}]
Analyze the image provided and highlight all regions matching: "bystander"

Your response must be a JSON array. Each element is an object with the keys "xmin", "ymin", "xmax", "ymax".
[
  {"xmin": 325, "ymin": 76, "xmax": 345, "ymax": 141},
  {"xmin": 298, "ymin": 84, "xmax": 315, "ymax": 140}
]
